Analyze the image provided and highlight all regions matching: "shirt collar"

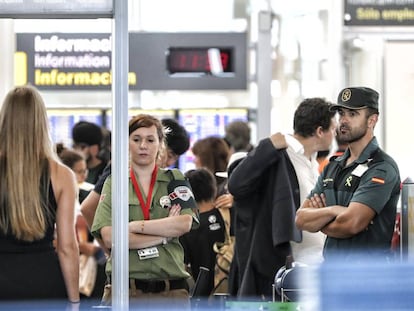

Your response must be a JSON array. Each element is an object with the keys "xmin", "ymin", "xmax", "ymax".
[
  {"xmin": 285, "ymin": 134, "xmax": 304, "ymax": 155},
  {"xmin": 357, "ymin": 137, "xmax": 379, "ymax": 163},
  {"xmin": 335, "ymin": 137, "xmax": 379, "ymax": 165},
  {"xmin": 129, "ymin": 166, "xmax": 172, "ymax": 182},
  {"xmin": 285, "ymin": 134, "xmax": 317, "ymax": 161}
]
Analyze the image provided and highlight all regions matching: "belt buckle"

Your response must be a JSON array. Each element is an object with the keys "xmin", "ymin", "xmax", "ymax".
[{"xmin": 147, "ymin": 280, "xmax": 164, "ymax": 293}]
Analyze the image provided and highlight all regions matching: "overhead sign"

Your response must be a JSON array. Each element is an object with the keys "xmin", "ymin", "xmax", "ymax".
[
  {"xmin": 344, "ymin": 0, "xmax": 414, "ymax": 26},
  {"xmin": 15, "ymin": 33, "xmax": 125, "ymax": 90},
  {"xmin": 15, "ymin": 32, "xmax": 247, "ymax": 90},
  {"xmin": 0, "ymin": 0, "xmax": 113, "ymax": 18},
  {"xmin": 129, "ymin": 32, "xmax": 247, "ymax": 90}
]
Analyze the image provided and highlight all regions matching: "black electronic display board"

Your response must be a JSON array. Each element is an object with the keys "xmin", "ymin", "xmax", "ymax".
[
  {"xmin": 15, "ymin": 32, "xmax": 247, "ymax": 90},
  {"xmin": 130, "ymin": 32, "xmax": 247, "ymax": 90},
  {"xmin": 166, "ymin": 47, "xmax": 234, "ymax": 75}
]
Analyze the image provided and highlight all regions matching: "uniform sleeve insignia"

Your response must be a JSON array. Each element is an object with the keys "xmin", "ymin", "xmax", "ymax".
[{"xmin": 371, "ymin": 177, "xmax": 385, "ymax": 184}]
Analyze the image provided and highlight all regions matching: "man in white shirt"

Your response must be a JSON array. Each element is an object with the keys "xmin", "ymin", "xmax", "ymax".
[{"xmin": 228, "ymin": 97, "xmax": 337, "ymax": 300}]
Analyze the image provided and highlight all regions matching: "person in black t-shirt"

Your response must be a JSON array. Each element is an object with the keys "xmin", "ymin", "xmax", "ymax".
[{"xmin": 180, "ymin": 168, "xmax": 226, "ymax": 296}]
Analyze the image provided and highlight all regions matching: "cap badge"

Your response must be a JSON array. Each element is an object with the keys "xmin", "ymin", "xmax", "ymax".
[{"xmin": 341, "ymin": 89, "xmax": 352, "ymax": 102}]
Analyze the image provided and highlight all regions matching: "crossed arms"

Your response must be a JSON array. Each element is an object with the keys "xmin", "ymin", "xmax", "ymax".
[
  {"xmin": 100, "ymin": 205, "xmax": 193, "ymax": 250},
  {"xmin": 295, "ymin": 193, "xmax": 376, "ymax": 239}
]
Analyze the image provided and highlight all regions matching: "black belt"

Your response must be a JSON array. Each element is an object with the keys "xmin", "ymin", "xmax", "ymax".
[{"xmin": 129, "ymin": 279, "xmax": 188, "ymax": 293}]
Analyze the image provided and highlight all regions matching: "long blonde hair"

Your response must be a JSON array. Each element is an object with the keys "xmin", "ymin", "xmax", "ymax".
[{"xmin": 0, "ymin": 85, "xmax": 56, "ymax": 241}]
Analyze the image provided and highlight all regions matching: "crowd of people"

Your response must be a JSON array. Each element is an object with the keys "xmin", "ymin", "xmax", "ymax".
[{"xmin": 0, "ymin": 84, "xmax": 402, "ymax": 309}]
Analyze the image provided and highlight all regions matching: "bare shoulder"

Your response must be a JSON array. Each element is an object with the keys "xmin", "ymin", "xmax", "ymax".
[
  {"xmin": 49, "ymin": 160, "xmax": 76, "ymax": 193},
  {"xmin": 50, "ymin": 159, "xmax": 75, "ymax": 178}
]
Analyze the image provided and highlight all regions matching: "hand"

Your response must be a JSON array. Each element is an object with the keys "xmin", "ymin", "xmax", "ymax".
[
  {"xmin": 215, "ymin": 193, "xmax": 233, "ymax": 209},
  {"xmin": 270, "ymin": 132, "xmax": 288, "ymax": 150},
  {"xmin": 168, "ymin": 204, "xmax": 181, "ymax": 217},
  {"xmin": 78, "ymin": 241, "xmax": 98, "ymax": 257},
  {"xmin": 310, "ymin": 193, "xmax": 326, "ymax": 208}
]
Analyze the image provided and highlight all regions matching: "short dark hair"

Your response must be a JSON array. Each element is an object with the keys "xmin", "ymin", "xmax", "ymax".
[
  {"xmin": 72, "ymin": 121, "xmax": 103, "ymax": 147},
  {"xmin": 161, "ymin": 118, "xmax": 190, "ymax": 156},
  {"xmin": 185, "ymin": 168, "xmax": 217, "ymax": 203},
  {"xmin": 224, "ymin": 120, "xmax": 251, "ymax": 152},
  {"xmin": 293, "ymin": 98, "xmax": 336, "ymax": 138}
]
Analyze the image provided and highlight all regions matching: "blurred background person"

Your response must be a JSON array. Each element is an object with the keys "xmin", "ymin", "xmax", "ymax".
[
  {"xmin": 80, "ymin": 163, "xmax": 111, "ymax": 255},
  {"xmin": 159, "ymin": 118, "xmax": 190, "ymax": 168},
  {"xmin": 192, "ymin": 136, "xmax": 230, "ymax": 198},
  {"xmin": 56, "ymin": 144, "xmax": 92, "ymax": 203},
  {"xmin": 180, "ymin": 168, "xmax": 226, "ymax": 296},
  {"xmin": 192, "ymin": 136, "xmax": 233, "ymax": 280},
  {"xmin": 72, "ymin": 121, "xmax": 107, "ymax": 185},
  {"xmin": 217, "ymin": 152, "xmax": 247, "ymax": 297},
  {"xmin": 0, "ymin": 85, "xmax": 79, "ymax": 304},
  {"xmin": 316, "ymin": 149, "xmax": 330, "ymax": 174},
  {"xmin": 97, "ymin": 127, "xmax": 111, "ymax": 165},
  {"xmin": 224, "ymin": 120, "xmax": 254, "ymax": 154},
  {"xmin": 57, "ymin": 147, "xmax": 107, "ymax": 301}
]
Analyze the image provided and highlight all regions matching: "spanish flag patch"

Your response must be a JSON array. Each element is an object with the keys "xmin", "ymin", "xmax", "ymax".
[{"xmin": 372, "ymin": 177, "xmax": 385, "ymax": 184}]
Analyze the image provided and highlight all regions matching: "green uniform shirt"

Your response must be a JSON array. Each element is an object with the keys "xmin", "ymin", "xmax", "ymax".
[
  {"xmin": 310, "ymin": 137, "xmax": 401, "ymax": 261},
  {"xmin": 91, "ymin": 167, "xmax": 199, "ymax": 280}
]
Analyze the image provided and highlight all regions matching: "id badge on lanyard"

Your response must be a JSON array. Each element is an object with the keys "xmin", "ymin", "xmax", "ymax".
[{"xmin": 137, "ymin": 247, "xmax": 159, "ymax": 260}]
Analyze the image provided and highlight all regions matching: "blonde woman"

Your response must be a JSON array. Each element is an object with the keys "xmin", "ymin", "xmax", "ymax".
[{"xmin": 0, "ymin": 85, "xmax": 79, "ymax": 305}]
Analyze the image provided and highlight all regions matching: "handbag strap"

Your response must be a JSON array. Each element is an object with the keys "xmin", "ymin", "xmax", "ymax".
[{"xmin": 217, "ymin": 207, "xmax": 231, "ymax": 244}]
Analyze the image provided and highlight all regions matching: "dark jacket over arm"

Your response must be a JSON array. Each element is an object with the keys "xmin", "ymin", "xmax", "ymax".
[{"xmin": 227, "ymin": 138, "xmax": 301, "ymax": 297}]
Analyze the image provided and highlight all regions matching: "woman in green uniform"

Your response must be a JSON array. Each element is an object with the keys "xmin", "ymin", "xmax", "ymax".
[{"xmin": 92, "ymin": 114, "xmax": 198, "ymax": 308}]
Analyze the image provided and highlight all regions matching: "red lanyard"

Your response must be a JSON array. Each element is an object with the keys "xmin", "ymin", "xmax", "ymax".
[{"xmin": 130, "ymin": 165, "xmax": 158, "ymax": 220}]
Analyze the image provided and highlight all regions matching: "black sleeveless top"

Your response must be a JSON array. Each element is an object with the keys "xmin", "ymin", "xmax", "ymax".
[
  {"xmin": 0, "ymin": 181, "xmax": 57, "ymax": 253},
  {"xmin": 0, "ymin": 169, "xmax": 68, "ymax": 301}
]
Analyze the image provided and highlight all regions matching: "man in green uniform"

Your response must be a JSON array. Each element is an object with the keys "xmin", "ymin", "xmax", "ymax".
[{"xmin": 296, "ymin": 87, "xmax": 401, "ymax": 261}]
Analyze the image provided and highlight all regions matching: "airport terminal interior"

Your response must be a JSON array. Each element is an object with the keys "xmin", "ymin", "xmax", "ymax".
[{"xmin": 1, "ymin": 0, "xmax": 414, "ymax": 310}]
